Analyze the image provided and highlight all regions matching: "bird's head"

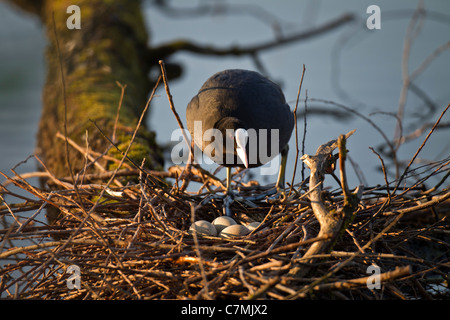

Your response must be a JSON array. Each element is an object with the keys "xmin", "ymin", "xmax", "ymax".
[{"xmin": 216, "ymin": 117, "xmax": 249, "ymax": 168}]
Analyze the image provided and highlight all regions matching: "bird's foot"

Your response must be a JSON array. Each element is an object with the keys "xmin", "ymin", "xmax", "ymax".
[
  {"xmin": 266, "ymin": 187, "xmax": 288, "ymax": 204},
  {"xmin": 245, "ymin": 186, "xmax": 287, "ymax": 204},
  {"xmin": 202, "ymin": 191, "xmax": 257, "ymax": 217},
  {"xmin": 223, "ymin": 191, "xmax": 258, "ymax": 217}
]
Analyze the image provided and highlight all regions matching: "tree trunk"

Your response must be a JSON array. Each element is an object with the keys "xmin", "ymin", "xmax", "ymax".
[{"xmin": 10, "ymin": 0, "xmax": 163, "ymax": 180}]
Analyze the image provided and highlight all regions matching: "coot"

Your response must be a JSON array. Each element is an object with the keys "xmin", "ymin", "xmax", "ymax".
[{"xmin": 186, "ymin": 69, "xmax": 294, "ymax": 215}]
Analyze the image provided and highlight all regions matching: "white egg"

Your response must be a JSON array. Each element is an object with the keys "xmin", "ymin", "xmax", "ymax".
[
  {"xmin": 212, "ymin": 216, "xmax": 237, "ymax": 233},
  {"xmin": 189, "ymin": 220, "xmax": 217, "ymax": 237},
  {"xmin": 247, "ymin": 222, "xmax": 261, "ymax": 232},
  {"xmin": 219, "ymin": 224, "xmax": 250, "ymax": 238}
]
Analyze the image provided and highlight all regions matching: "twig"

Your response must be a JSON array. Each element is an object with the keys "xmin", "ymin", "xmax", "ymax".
[
  {"xmin": 52, "ymin": 12, "xmax": 73, "ymax": 184},
  {"xmin": 301, "ymin": 89, "xmax": 308, "ymax": 182},
  {"xmin": 410, "ymin": 41, "xmax": 450, "ymax": 80},
  {"xmin": 89, "ymin": 76, "xmax": 163, "ymax": 187},
  {"xmin": 15, "ymin": 199, "xmax": 48, "ymax": 234},
  {"xmin": 288, "ymin": 210, "xmax": 410, "ymax": 299},
  {"xmin": 51, "ymin": 11, "xmax": 93, "ymax": 224},
  {"xmin": 369, "ymin": 147, "xmax": 391, "ymax": 202},
  {"xmin": 27, "ymin": 78, "xmax": 165, "ymax": 285},
  {"xmin": 393, "ymin": 103, "xmax": 450, "ymax": 193},
  {"xmin": 189, "ymin": 202, "xmax": 211, "ymax": 299},
  {"xmin": 289, "ymin": 64, "xmax": 306, "ymax": 195},
  {"xmin": 158, "ymin": 60, "xmax": 191, "ymax": 151},
  {"xmin": 159, "ymin": 60, "xmax": 194, "ymax": 192},
  {"xmin": 395, "ymin": 0, "xmax": 425, "ymax": 144},
  {"xmin": 0, "ymin": 238, "xmax": 126, "ymax": 260},
  {"xmin": 152, "ymin": 14, "xmax": 354, "ymax": 57},
  {"xmin": 311, "ymin": 266, "xmax": 411, "ymax": 291},
  {"xmin": 383, "ymin": 190, "xmax": 450, "ymax": 216},
  {"xmin": 246, "ymin": 276, "xmax": 280, "ymax": 300},
  {"xmin": 288, "ymin": 130, "xmax": 360, "ymax": 277},
  {"xmin": 1, "ymin": 97, "xmax": 448, "ymax": 300},
  {"xmin": 112, "ymin": 81, "xmax": 127, "ymax": 142},
  {"xmin": 312, "ymin": 98, "xmax": 400, "ymax": 179}
]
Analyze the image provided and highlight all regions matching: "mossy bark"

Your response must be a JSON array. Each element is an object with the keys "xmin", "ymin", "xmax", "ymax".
[{"xmin": 12, "ymin": 0, "xmax": 163, "ymax": 179}]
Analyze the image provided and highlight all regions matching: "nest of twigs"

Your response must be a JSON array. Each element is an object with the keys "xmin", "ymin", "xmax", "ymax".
[{"xmin": 1, "ymin": 143, "xmax": 449, "ymax": 300}]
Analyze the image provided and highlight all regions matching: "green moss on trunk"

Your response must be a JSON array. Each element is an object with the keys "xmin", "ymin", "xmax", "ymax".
[{"xmin": 36, "ymin": 0, "xmax": 163, "ymax": 179}]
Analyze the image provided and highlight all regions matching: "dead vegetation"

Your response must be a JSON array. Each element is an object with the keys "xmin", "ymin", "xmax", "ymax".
[
  {"xmin": 1, "ymin": 61, "xmax": 449, "ymax": 300},
  {"xmin": 1, "ymin": 0, "xmax": 449, "ymax": 301},
  {"xmin": 0, "ymin": 106, "xmax": 449, "ymax": 299}
]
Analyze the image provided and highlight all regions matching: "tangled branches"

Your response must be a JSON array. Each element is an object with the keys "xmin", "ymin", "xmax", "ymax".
[{"xmin": 0, "ymin": 128, "xmax": 449, "ymax": 299}]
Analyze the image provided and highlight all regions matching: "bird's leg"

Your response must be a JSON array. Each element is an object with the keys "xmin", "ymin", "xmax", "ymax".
[
  {"xmin": 223, "ymin": 167, "xmax": 234, "ymax": 217},
  {"xmin": 222, "ymin": 167, "xmax": 260, "ymax": 216},
  {"xmin": 275, "ymin": 144, "xmax": 289, "ymax": 195},
  {"xmin": 247, "ymin": 145, "xmax": 289, "ymax": 203},
  {"xmin": 226, "ymin": 166, "xmax": 232, "ymax": 194}
]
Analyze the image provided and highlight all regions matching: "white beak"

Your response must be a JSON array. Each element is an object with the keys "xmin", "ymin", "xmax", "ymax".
[{"xmin": 235, "ymin": 128, "xmax": 249, "ymax": 168}]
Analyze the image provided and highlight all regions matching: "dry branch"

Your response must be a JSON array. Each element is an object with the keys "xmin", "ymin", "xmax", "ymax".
[
  {"xmin": 1, "ymin": 152, "xmax": 449, "ymax": 299},
  {"xmin": 2, "ymin": 0, "xmax": 448, "ymax": 301},
  {"xmin": 288, "ymin": 130, "xmax": 363, "ymax": 277},
  {"xmin": 311, "ymin": 266, "xmax": 412, "ymax": 291},
  {"xmin": 150, "ymin": 14, "xmax": 354, "ymax": 58},
  {"xmin": 13, "ymin": 0, "xmax": 164, "ymax": 180}
]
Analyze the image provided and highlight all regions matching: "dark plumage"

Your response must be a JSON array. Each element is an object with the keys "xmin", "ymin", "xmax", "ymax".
[
  {"xmin": 187, "ymin": 69, "xmax": 294, "ymax": 167},
  {"xmin": 186, "ymin": 69, "xmax": 294, "ymax": 215}
]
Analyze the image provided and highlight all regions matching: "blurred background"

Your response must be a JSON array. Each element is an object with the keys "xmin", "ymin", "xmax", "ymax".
[{"xmin": 1, "ymin": 0, "xmax": 449, "ymax": 192}]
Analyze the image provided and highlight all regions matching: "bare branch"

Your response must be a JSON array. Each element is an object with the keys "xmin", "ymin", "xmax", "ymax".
[
  {"xmin": 149, "ymin": 14, "xmax": 354, "ymax": 59},
  {"xmin": 288, "ymin": 130, "xmax": 362, "ymax": 277}
]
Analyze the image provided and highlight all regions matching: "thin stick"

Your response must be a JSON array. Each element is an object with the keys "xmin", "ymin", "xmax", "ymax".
[
  {"xmin": 52, "ymin": 12, "xmax": 73, "ymax": 182},
  {"xmin": 158, "ymin": 60, "xmax": 191, "ymax": 153},
  {"xmin": 289, "ymin": 65, "xmax": 306, "ymax": 195},
  {"xmin": 246, "ymin": 276, "xmax": 280, "ymax": 300},
  {"xmin": 395, "ymin": 0, "xmax": 425, "ymax": 146},
  {"xmin": 0, "ymin": 238, "xmax": 125, "ymax": 260},
  {"xmin": 393, "ymin": 103, "xmax": 450, "ymax": 194},
  {"xmin": 382, "ymin": 190, "xmax": 450, "ymax": 216},
  {"xmin": 410, "ymin": 41, "xmax": 450, "ymax": 80},
  {"xmin": 310, "ymin": 98, "xmax": 398, "ymax": 177},
  {"xmin": 189, "ymin": 202, "xmax": 211, "ymax": 299},
  {"xmin": 369, "ymin": 147, "xmax": 391, "ymax": 202},
  {"xmin": 153, "ymin": 14, "xmax": 354, "ymax": 57},
  {"xmin": 112, "ymin": 82, "xmax": 127, "ymax": 142},
  {"xmin": 15, "ymin": 199, "xmax": 48, "ymax": 234},
  {"xmin": 301, "ymin": 89, "xmax": 308, "ymax": 182},
  {"xmin": 29, "ymin": 78, "xmax": 165, "ymax": 284},
  {"xmin": 159, "ymin": 60, "xmax": 194, "ymax": 191},
  {"xmin": 55, "ymin": 132, "xmax": 110, "ymax": 173},
  {"xmin": 312, "ymin": 266, "xmax": 411, "ymax": 291},
  {"xmin": 287, "ymin": 210, "xmax": 408, "ymax": 299},
  {"xmin": 52, "ymin": 12, "xmax": 91, "ymax": 221},
  {"xmin": 90, "ymin": 76, "xmax": 163, "ymax": 186}
]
